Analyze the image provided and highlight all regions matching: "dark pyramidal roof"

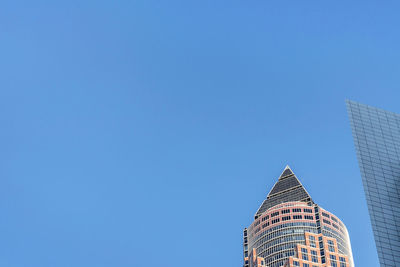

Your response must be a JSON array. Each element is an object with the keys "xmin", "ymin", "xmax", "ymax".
[{"xmin": 255, "ymin": 166, "xmax": 314, "ymax": 219}]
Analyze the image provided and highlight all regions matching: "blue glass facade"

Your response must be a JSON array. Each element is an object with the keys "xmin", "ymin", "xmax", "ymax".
[{"xmin": 346, "ymin": 100, "xmax": 400, "ymax": 267}]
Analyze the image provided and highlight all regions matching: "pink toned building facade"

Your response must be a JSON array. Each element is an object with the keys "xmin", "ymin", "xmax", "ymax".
[
  {"xmin": 248, "ymin": 248, "xmax": 266, "ymax": 267},
  {"xmin": 284, "ymin": 232, "xmax": 350, "ymax": 267},
  {"xmin": 243, "ymin": 166, "xmax": 354, "ymax": 267}
]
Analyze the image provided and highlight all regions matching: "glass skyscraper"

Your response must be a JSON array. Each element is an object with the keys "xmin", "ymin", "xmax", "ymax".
[{"xmin": 346, "ymin": 100, "xmax": 400, "ymax": 267}]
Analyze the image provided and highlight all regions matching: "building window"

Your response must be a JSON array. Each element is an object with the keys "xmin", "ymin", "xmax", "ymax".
[
  {"xmin": 282, "ymin": 216, "xmax": 291, "ymax": 221},
  {"xmin": 271, "ymin": 218, "xmax": 280, "ymax": 224},
  {"xmin": 262, "ymin": 215, "xmax": 269, "ymax": 222},
  {"xmin": 323, "ymin": 219, "xmax": 331, "ymax": 225},
  {"xmin": 271, "ymin": 212, "xmax": 279, "ymax": 217},
  {"xmin": 322, "ymin": 212, "xmax": 330, "ymax": 218},
  {"xmin": 304, "ymin": 208, "xmax": 313, "ymax": 213},
  {"xmin": 293, "ymin": 215, "xmax": 303, "ymax": 219},
  {"xmin": 310, "ymin": 251, "xmax": 318, "ymax": 263},
  {"xmin": 303, "ymin": 264, "xmax": 310, "ymax": 267},
  {"xmin": 328, "ymin": 240, "xmax": 335, "ymax": 252},
  {"xmin": 293, "ymin": 261, "xmax": 300, "ymax": 266},
  {"xmin": 293, "ymin": 208, "xmax": 302, "ymax": 213},
  {"xmin": 262, "ymin": 222, "xmax": 269, "ymax": 228},
  {"xmin": 305, "ymin": 215, "xmax": 314, "ymax": 220},
  {"xmin": 281, "ymin": 209, "xmax": 290, "ymax": 214}
]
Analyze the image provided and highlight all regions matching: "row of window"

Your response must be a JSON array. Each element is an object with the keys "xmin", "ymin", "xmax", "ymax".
[
  {"xmin": 259, "ymin": 214, "xmax": 316, "ymax": 231},
  {"xmin": 350, "ymin": 113, "xmax": 398, "ymax": 126},
  {"xmin": 321, "ymin": 212, "xmax": 341, "ymax": 227},
  {"xmin": 260, "ymin": 242, "xmax": 298, "ymax": 257},
  {"xmin": 329, "ymin": 255, "xmax": 347, "ymax": 262},
  {"xmin": 322, "ymin": 220, "xmax": 341, "ymax": 232},
  {"xmin": 262, "ymin": 222, "xmax": 269, "ymax": 228},
  {"xmin": 292, "ymin": 257, "xmax": 346, "ymax": 267},
  {"xmin": 355, "ymin": 135, "xmax": 399, "ymax": 147},
  {"xmin": 301, "ymin": 248, "xmax": 318, "ymax": 263},
  {"xmin": 250, "ymin": 222, "xmax": 318, "ymax": 248},
  {"xmin": 253, "ymin": 207, "xmax": 318, "ymax": 229},
  {"xmin": 263, "ymin": 249, "xmax": 296, "ymax": 264},
  {"xmin": 293, "ymin": 260, "xmax": 346, "ymax": 267},
  {"xmin": 272, "ymin": 218, "xmax": 280, "ymax": 224},
  {"xmin": 292, "ymin": 261, "xmax": 318, "ymax": 267},
  {"xmin": 357, "ymin": 157, "xmax": 400, "ymax": 171},
  {"xmin": 322, "ymin": 212, "xmax": 330, "ymax": 218},
  {"xmin": 271, "ymin": 211, "xmax": 280, "ymax": 217},
  {"xmin": 323, "ymin": 219, "xmax": 331, "ymax": 225},
  {"xmin": 261, "ymin": 215, "xmax": 315, "ymax": 230},
  {"xmin": 252, "ymin": 226, "xmax": 317, "ymax": 249},
  {"xmin": 257, "ymin": 234, "xmax": 305, "ymax": 253},
  {"xmin": 282, "ymin": 209, "xmax": 291, "ymax": 214},
  {"xmin": 355, "ymin": 127, "xmax": 400, "ymax": 139},
  {"xmin": 356, "ymin": 136, "xmax": 400, "ymax": 151},
  {"xmin": 265, "ymin": 207, "xmax": 314, "ymax": 220},
  {"xmin": 329, "ymin": 259, "xmax": 346, "ymax": 267}
]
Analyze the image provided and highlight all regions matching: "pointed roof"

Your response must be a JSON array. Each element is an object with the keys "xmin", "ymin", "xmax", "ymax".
[
  {"xmin": 279, "ymin": 165, "xmax": 294, "ymax": 180},
  {"xmin": 255, "ymin": 166, "xmax": 313, "ymax": 218}
]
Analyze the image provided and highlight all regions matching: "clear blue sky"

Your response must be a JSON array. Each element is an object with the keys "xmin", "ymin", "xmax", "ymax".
[{"xmin": 1, "ymin": 1, "xmax": 400, "ymax": 266}]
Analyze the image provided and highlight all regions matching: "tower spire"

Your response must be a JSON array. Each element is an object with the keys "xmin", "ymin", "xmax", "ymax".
[
  {"xmin": 254, "ymin": 166, "xmax": 313, "ymax": 218},
  {"xmin": 279, "ymin": 165, "xmax": 293, "ymax": 180}
]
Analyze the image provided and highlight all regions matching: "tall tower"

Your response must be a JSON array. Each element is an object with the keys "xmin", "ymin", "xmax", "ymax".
[
  {"xmin": 346, "ymin": 100, "xmax": 400, "ymax": 267},
  {"xmin": 243, "ymin": 166, "xmax": 354, "ymax": 267}
]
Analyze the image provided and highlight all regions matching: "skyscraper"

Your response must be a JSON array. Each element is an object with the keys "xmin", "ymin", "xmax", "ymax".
[
  {"xmin": 346, "ymin": 100, "xmax": 400, "ymax": 267},
  {"xmin": 243, "ymin": 166, "xmax": 354, "ymax": 267}
]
